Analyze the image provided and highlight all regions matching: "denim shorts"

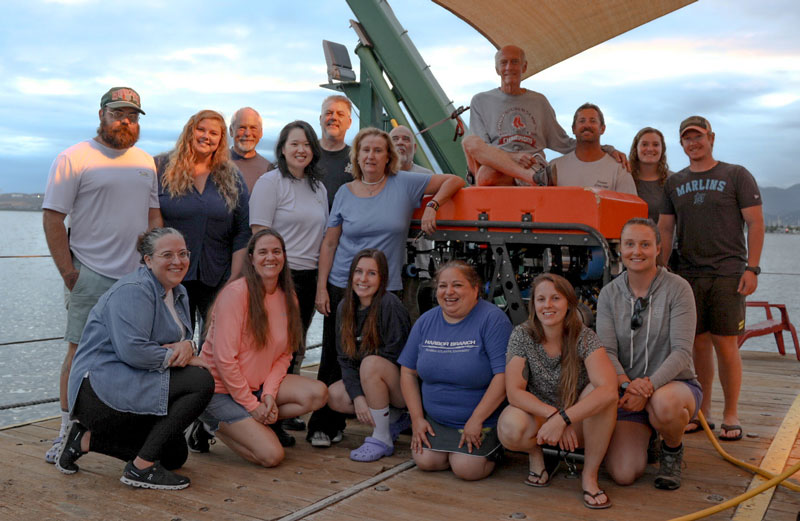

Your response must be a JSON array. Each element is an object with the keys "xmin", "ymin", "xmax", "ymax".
[
  {"xmin": 617, "ymin": 379, "xmax": 703, "ymax": 425},
  {"xmin": 64, "ymin": 258, "xmax": 117, "ymax": 344},
  {"xmin": 199, "ymin": 389, "xmax": 261, "ymax": 432}
]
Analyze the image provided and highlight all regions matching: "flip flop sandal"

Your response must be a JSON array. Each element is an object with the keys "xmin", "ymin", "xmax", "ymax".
[
  {"xmin": 685, "ymin": 418, "xmax": 715, "ymax": 434},
  {"xmin": 719, "ymin": 423, "xmax": 743, "ymax": 441},
  {"xmin": 350, "ymin": 437, "xmax": 394, "ymax": 462},
  {"xmin": 524, "ymin": 468, "xmax": 551, "ymax": 487},
  {"xmin": 583, "ymin": 490, "xmax": 612, "ymax": 510}
]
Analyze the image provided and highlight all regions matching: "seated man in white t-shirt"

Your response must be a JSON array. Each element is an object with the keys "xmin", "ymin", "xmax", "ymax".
[{"xmin": 551, "ymin": 103, "xmax": 637, "ymax": 195}]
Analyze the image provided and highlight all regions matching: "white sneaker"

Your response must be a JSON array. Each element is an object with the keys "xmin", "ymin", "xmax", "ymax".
[
  {"xmin": 309, "ymin": 431, "xmax": 331, "ymax": 448},
  {"xmin": 331, "ymin": 430, "xmax": 344, "ymax": 444},
  {"xmin": 45, "ymin": 437, "xmax": 62, "ymax": 464}
]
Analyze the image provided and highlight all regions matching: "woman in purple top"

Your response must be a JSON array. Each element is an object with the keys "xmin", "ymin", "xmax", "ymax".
[
  {"xmin": 307, "ymin": 127, "xmax": 463, "ymax": 448},
  {"xmin": 156, "ymin": 110, "xmax": 250, "ymax": 337}
]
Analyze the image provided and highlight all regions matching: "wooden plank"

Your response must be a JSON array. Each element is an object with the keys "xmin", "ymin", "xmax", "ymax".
[{"xmin": 732, "ymin": 392, "xmax": 800, "ymax": 521}]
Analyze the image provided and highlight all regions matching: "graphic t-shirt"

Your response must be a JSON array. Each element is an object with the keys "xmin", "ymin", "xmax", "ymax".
[
  {"xmin": 398, "ymin": 300, "xmax": 512, "ymax": 428},
  {"xmin": 661, "ymin": 161, "xmax": 761, "ymax": 276}
]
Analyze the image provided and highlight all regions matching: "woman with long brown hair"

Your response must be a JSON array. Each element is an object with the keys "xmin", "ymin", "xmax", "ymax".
[
  {"xmin": 195, "ymin": 229, "xmax": 327, "ymax": 467},
  {"xmin": 497, "ymin": 273, "xmax": 617, "ymax": 509},
  {"xmin": 628, "ymin": 127, "xmax": 671, "ymax": 223},
  {"xmin": 326, "ymin": 249, "xmax": 411, "ymax": 462},
  {"xmin": 156, "ymin": 110, "xmax": 250, "ymax": 339}
]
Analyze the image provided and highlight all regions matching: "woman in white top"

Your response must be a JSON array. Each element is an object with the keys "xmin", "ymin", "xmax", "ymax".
[{"xmin": 249, "ymin": 120, "xmax": 329, "ymax": 436}]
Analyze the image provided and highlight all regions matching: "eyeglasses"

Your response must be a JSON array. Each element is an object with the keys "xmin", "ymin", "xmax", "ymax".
[
  {"xmin": 106, "ymin": 109, "xmax": 140, "ymax": 122},
  {"xmin": 631, "ymin": 297, "xmax": 648, "ymax": 330},
  {"xmin": 153, "ymin": 250, "xmax": 190, "ymax": 261}
]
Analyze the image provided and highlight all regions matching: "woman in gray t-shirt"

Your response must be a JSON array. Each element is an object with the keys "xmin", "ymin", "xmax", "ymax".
[{"xmin": 497, "ymin": 273, "xmax": 617, "ymax": 510}]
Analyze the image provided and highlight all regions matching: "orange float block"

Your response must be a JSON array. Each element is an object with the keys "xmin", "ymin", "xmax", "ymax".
[{"xmin": 412, "ymin": 186, "xmax": 647, "ymax": 239}]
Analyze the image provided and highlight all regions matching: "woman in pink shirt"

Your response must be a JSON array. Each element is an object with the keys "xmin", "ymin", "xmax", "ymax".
[{"xmin": 198, "ymin": 229, "xmax": 328, "ymax": 467}]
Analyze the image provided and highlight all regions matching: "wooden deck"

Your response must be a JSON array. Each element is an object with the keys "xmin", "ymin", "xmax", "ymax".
[{"xmin": 1, "ymin": 351, "xmax": 798, "ymax": 521}]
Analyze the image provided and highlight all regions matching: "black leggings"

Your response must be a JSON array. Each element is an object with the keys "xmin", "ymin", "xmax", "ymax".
[
  {"xmin": 289, "ymin": 269, "xmax": 318, "ymax": 374},
  {"xmin": 73, "ymin": 366, "xmax": 214, "ymax": 469},
  {"xmin": 183, "ymin": 280, "xmax": 222, "ymax": 347},
  {"xmin": 307, "ymin": 283, "xmax": 347, "ymax": 438}
]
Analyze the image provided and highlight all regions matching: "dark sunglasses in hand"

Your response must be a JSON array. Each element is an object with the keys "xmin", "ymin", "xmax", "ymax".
[{"xmin": 631, "ymin": 297, "xmax": 648, "ymax": 330}]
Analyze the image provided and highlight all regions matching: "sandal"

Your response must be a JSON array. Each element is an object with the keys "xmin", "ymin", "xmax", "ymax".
[
  {"xmin": 583, "ymin": 489, "xmax": 612, "ymax": 510},
  {"xmin": 524, "ymin": 468, "xmax": 551, "ymax": 487},
  {"xmin": 349, "ymin": 437, "xmax": 394, "ymax": 462},
  {"xmin": 719, "ymin": 423, "xmax": 743, "ymax": 441},
  {"xmin": 685, "ymin": 418, "xmax": 714, "ymax": 434}
]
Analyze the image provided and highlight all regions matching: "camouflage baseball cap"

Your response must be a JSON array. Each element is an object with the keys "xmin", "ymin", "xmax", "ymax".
[
  {"xmin": 679, "ymin": 115, "xmax": 711, "ymax": 137},
  {"xmin": 100, "ymin": 87, "xmax": 145, "ymax": 114}
]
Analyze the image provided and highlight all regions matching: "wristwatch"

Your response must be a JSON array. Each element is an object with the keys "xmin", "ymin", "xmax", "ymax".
[{"xmin": 745, "ymin": 266, "xmax": 761, "ymax": 275}]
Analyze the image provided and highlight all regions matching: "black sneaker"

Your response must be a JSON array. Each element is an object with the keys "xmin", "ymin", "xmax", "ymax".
[
  {"xmin": 120, "ymin": 460, "xmax": 190, "ymax": 490},
  {"xmin": 55, "ymin": 421, "xmax": 87, "ymax": 475},
  {"xmin": 185, "ymin": 420, "xmax": 214, "ymax": 453},
  {"xmin": 283, "ymin": 417, "xmax": 306, "ymax": 431},
  {"xmin": 654, "ymin": 443, "xmax": 683, "ymax": 490},
  {"xmin": 270, "ymin": 421, "xmax": 296, "ymax": 447}
]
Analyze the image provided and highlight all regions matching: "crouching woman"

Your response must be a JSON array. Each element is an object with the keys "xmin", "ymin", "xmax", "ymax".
[
  {"xmin": 497, "ymin": 274, "xmax": 617, "ymax": 509},
  {"xmin": 58, "ymin": 228, "xmax": 214, "ymax": 490},
  {"xmin": 198, "ymin": 228, "xmax": 328, "ymax": 467}
]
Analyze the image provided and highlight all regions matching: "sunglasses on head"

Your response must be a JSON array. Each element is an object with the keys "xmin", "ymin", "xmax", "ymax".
[{"xmin": 631, "ymin": 297, "xmax": 648, "ymax": 330}]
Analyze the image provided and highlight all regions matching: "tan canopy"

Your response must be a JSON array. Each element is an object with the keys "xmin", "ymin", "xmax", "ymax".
[{"xmin": 433, "ymin": 0, "xmax": 696, "ymax": 77}]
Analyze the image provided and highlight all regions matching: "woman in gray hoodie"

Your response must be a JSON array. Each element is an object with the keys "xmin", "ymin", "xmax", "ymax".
[{"xmin": 597, "ymin": 218, "xmax": 700, "ymax": 491}]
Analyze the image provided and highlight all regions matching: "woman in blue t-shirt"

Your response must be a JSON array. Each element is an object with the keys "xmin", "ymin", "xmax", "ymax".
[
  {"xmin": 497, "ymin": 273, "xmax": 617, "ymax": 509},
  {"xmin": 308, "ymin": 127, "xmax": 463, "ymax": 448},
  {"xmin": 399, "ymin": 261, "xmax": 512, "ymax": 481}
]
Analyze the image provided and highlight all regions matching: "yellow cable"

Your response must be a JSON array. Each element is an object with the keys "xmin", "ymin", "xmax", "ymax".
[
  {"xmin": 696, "ymin": 411, "xmax": 800, "ymax": 493},
  {"xmin": 666, "ymin": 410, "xmax": 800, "ymax": 521}
]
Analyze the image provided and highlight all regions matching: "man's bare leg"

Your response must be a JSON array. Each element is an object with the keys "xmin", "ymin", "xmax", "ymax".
[
  {"xmin": 462, "ymin": 135, "xmax": 532, "ymax": 186},
  {"xmin": 690, "ymin": 332, "xmax": 715, "ymax": 429},
  {"xmin": 711, "ymin": 334, "xmax": 742, "ymax": 439}
]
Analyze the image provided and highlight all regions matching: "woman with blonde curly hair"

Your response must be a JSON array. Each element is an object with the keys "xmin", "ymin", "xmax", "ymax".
[
  {"xmin": 155, "ymin": 110, "xmax": 250, "ymax": 340},
  {"xmin": 628, "ymin": 127, "xmax": 671, "ymax": 223}
]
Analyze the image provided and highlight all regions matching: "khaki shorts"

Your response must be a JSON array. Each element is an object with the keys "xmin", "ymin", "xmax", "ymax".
[
  {"xmin": 683, "ymin": 275, "xmax": 745, "ymax": 336},
  {"xmin": 64, "ymin": 258, "xmax": 117, "ymax": 344}
]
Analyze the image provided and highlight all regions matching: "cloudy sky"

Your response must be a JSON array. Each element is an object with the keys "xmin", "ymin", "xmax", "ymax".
[{"xmin": 1, "ymin": 0, "xmax": 798, "ymax": 193}]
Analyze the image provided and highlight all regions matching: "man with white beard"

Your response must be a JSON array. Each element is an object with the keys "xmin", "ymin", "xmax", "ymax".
[
  {"xmin": 229, "ymin": 107, "xmax": 274, "ymax": 193},
  {"xmin": 42, "ymin": 87, "xmax": 162, "ymax": 463},
  {"xmin": 389, "ymin": 125, "xmax": 433, "ymax": 174}
]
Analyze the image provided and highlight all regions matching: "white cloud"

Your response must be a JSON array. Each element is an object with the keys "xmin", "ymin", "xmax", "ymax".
[
  {"xmin": 163, "ymin": 45, "xmax": 243, "ymax": 63},
  {"xmin": 0, "ymin": 135, "xmax": 53, "ymax": 156},
  {"xmin": 756, "ymin": 92, "xmax": 800, "ymax": 108},
  {"xmin": 13, "ymin": 77, "xmax": 81, "ymax": 96}
]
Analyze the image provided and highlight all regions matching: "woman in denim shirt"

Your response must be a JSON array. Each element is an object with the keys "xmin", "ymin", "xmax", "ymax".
[{"xmin": 58, "ymin": 228, "xmax": 214, "ymax": 490}]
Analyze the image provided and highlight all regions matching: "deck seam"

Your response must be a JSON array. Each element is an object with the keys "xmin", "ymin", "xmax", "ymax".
[
  {"xmin": 274, "ymin": 460, "xmax": 416, "ymax": 521},
  {"xmin": 731, "ymin": 391, "xmax": 800, "ymax": 521}
]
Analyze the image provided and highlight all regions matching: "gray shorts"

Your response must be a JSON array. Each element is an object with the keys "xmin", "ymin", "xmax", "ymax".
[
  {"xmin": 199, "ymin": 390, "xmax": 261, "ymax": 433},
  {"xmin": 64, "ymin": 258, "xmax": 116, "ymax": 344}
]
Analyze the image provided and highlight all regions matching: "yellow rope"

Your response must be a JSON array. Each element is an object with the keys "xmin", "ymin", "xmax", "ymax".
[{"xmin": 666, "ymin": 411, "xmax": 800, "ymax": 521}]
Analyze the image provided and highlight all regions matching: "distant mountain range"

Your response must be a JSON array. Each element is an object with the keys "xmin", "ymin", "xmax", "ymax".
[{"xmin": 3, "ymin": 185, "xmax": 799, "ymax": 223}]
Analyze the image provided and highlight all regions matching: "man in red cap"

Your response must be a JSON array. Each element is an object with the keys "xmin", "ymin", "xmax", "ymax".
[
  {"xmin": 658, "ymin": 116, "xmax": 764, "ymax": 442},
  {"xmin": 42, "ymin": 87, "xmax": 163, "ymax": 462}
]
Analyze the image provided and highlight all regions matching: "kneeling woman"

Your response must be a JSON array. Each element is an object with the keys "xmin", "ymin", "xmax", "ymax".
[
  {"xmin": 60, "ymin": 228, "xmax": 214, "ymax": 490},
  {"xmin": 198, "ymin": 229, "xmax": 328, "ymax": 467},
  {"xmin": 497, "ymin": 274, "xmax": 617, "ymax": 509},
  {"xmin": 597, "ymin": 218, "xmax": 699, "ymax": 490},
  {"xmin": 399, "ymin": 261, "xmax": 512, "ymax": 481},
  {"xmin": 327, "ymin": 249, "xmax": 412, "ymax": 461}
]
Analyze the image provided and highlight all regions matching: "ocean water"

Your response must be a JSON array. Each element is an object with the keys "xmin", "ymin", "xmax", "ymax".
[{"xmin": 1, "ymin": 210, "xmax": 798, "ymax": 427}]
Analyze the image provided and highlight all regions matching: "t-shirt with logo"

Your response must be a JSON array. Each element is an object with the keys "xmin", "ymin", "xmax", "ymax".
[
  {"xmin": 661, "ymin": 161, "xmax": 761, "ymax": 276},
  {"xmin": 469, "ymin": 88, "xmax": 575, "ymax": 158}
]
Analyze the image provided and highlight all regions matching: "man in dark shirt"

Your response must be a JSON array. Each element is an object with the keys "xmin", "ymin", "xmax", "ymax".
[
  {"xmin": 229, "ymin": 107, "xmax": 274, "ymax": 193},
  {"xmin": 659, "ymin": 116, "xmax": 764, "ymax": 442},
  {"xmin": 318, "ymin": 95, "xmax": 353, "ymax": 208}
]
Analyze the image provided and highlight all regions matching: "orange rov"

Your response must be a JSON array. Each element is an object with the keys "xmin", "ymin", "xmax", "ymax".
[{"xmin": 407, "ymin": 186, "xmax": 647, "ymax": 324}]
